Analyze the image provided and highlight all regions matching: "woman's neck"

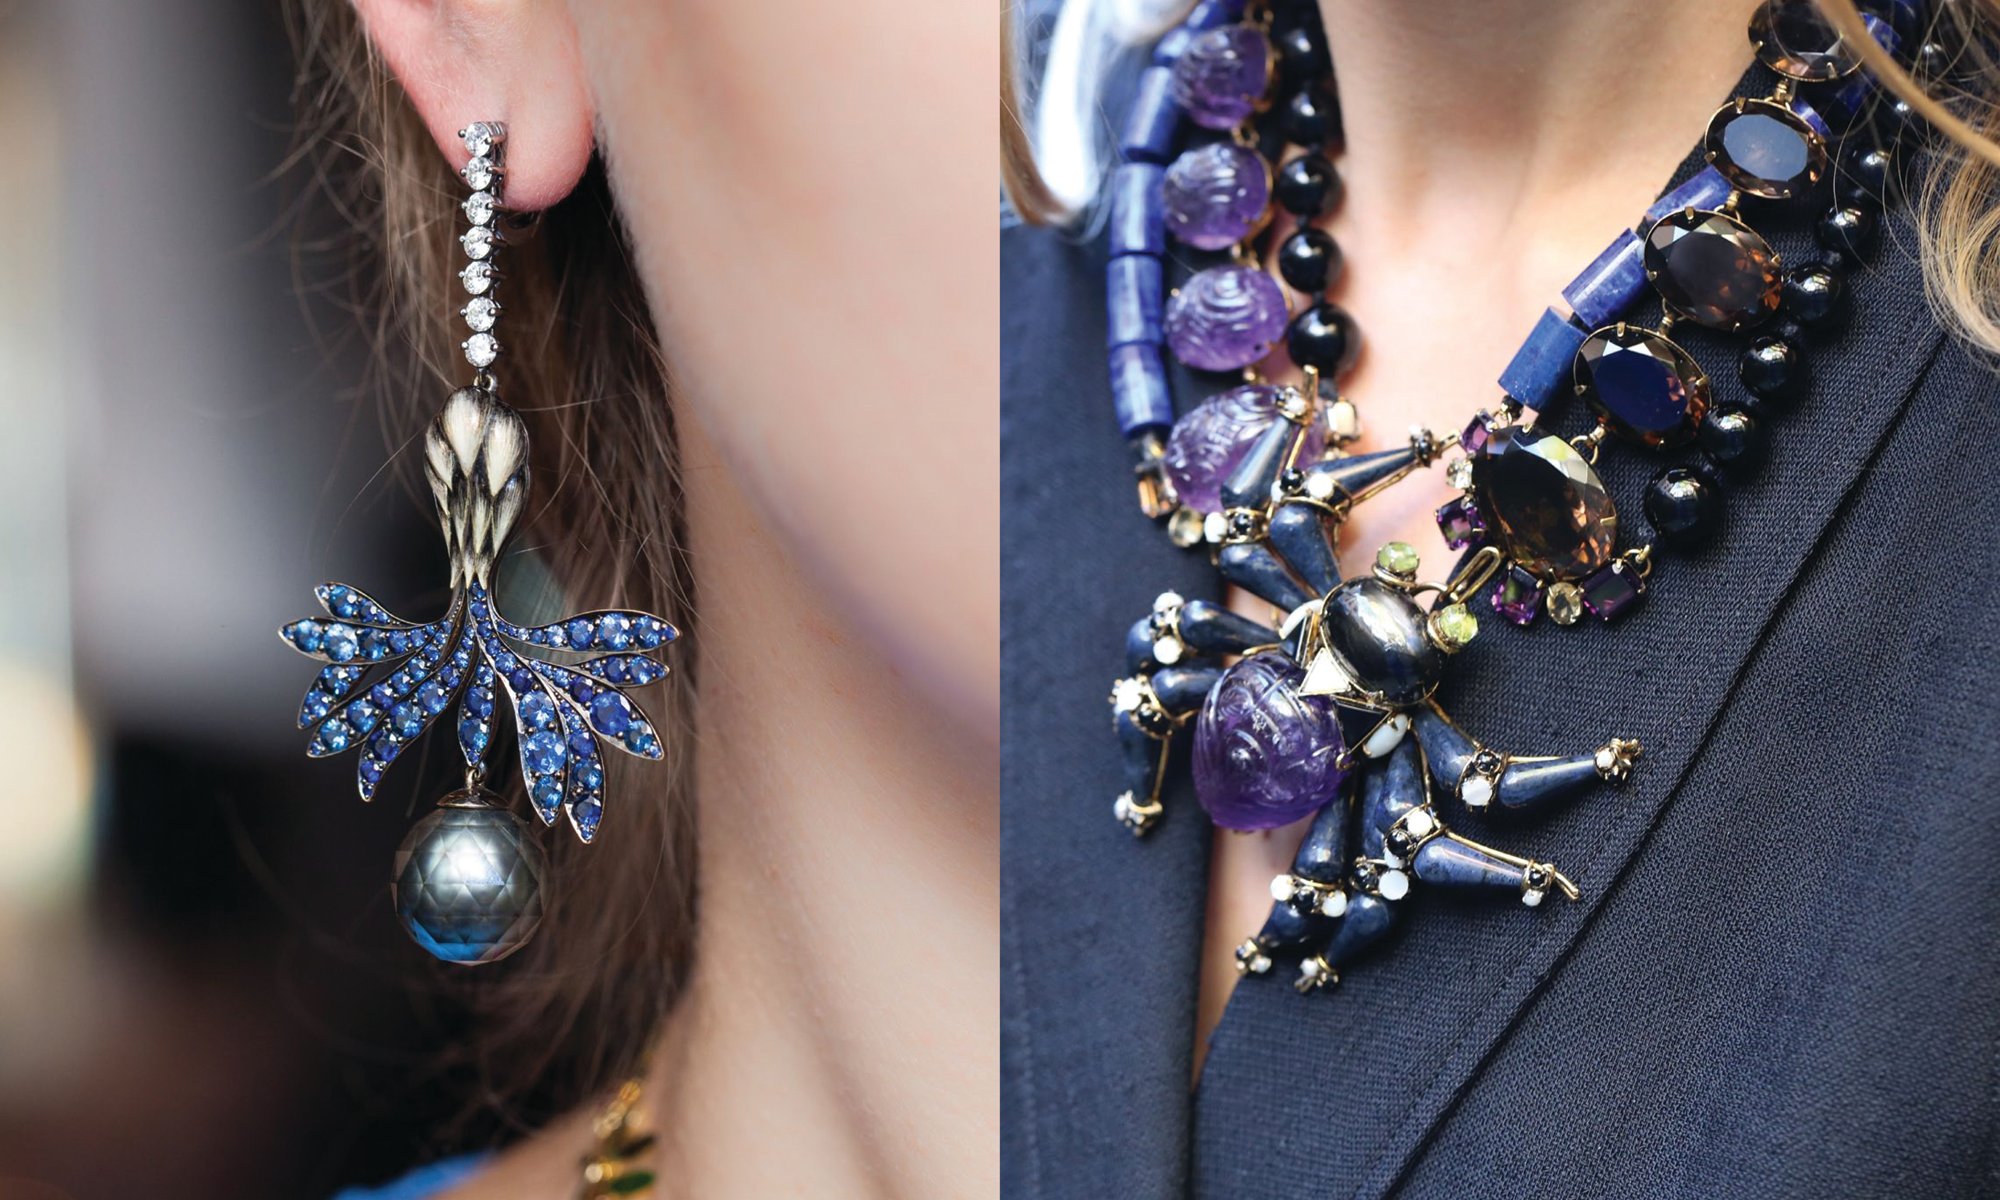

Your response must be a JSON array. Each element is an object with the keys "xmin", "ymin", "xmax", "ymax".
[
  {"xmin": 1322, "ymin": 0, "xmax": 1759, "ymax": 238},
  {"xmin": 650, "ymin": 416, "xmax": 998, "ymax": 1198}
]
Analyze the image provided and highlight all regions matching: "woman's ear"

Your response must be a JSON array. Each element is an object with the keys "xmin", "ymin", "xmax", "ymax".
[{"xmin": 349, "ymin": 0, "xmax": 595, "ymax": 211}]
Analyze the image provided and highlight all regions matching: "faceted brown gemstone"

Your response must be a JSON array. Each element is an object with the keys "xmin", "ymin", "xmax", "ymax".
[
  {"xmin": 1575, "ymin": 326, "xmax": 1710, "ymax": 447},
  {"xmin": 1644, "ymin": 209, "xmax": 1782, "ymax": 331},
  {"xmin": 1705, "ymin": 98, "xmax": 1826, "ymax": 199},
  {"xmin": 1470, "ymin": 427, "xmax": 1618, "ymax": 580},
  {"xmin": 1749, "ymin": 0, "xmax": 1863, "ymax": 81}
]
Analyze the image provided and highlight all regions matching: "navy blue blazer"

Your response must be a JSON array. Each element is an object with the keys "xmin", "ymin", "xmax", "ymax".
[{"xmin": 1001, "ymin": 101, "xmax": 2000, "ymax": 1198}]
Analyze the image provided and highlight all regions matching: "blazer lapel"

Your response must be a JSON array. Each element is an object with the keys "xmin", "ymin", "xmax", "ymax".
[
  {"xmin": 1003, "ymin": 222, "xmax": 1216, "ymax": 1199},
  {"xmin": 1191, "ymin": 118, "xmax": 1950, "ymax": 1197}
]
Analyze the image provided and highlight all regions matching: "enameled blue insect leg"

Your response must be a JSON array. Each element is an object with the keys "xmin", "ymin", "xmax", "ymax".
[
  {"xmin": 1411, "ymin": 706, "xmax": 1639, "ymax": 817},
  {"xmin": 1291, "ymin": 736, "xmax": 1426, "ymax": 993},
  {"xmin": 1410, "ymin": 833, "xmax": 1577, "ymax": 908},
  {"xmin": 1235, "ymin": 788, "xmax": 1352, "ymax": 977}
]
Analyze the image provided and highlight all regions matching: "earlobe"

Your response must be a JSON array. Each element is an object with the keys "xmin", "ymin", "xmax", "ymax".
[{"xmin": 350, "ymin": 0, "xmax": 595, "ymax": 211}]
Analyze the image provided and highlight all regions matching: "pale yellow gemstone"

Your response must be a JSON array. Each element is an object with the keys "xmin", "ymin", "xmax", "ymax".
[{"xmin": 1546, "ymin": 581, "xmax": 1585, "ymax": 626}]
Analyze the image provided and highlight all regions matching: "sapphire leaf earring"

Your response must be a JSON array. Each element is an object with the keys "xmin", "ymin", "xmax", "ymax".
[{"xmin": 279, "ymin": 122, "xmax": 678, "ymax": 964}]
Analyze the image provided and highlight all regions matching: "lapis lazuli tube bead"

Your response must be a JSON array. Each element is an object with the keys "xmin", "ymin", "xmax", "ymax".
[
  {"xmin": 1218, "ymin": 542, "xmax": 1313, "ymax": 614},
  {"xmin": 1125, "ymin": 617, "xmax": 1159, "ymax": 672},
  {"xmin": 1290, "ymin": 798, "xmax": 1350, "ymax": 883},
  {"xmin": 1495, "ymin": 752, "xmax": 1603, "ymax": 814},
  {"xmin": 1497, "ymin": 307, "xmax": 1588, "ymax": 412},
  {"xmin": 1562, "ymin": 229, "xmax": 1647, "ymax": 328},
  {"xmin": 1412, "ymin": 708, "xmax": 1475, "ymax": 795},
  {"xmin": 1644, "ymin": 165, "xmax": 1732, "ymax": 222},
  {"xmin": 1412, "ymin": 836, "xmax": 1526, "ymax": 891},
  {"xmin": 1267, "ymin": 503, "xmax": 1340, "ymax": 596},
  {"xmin": 1788, "ymin": 95, "xmax": 1832, "ymax": 140},
  {"xmin": 1301, "ymin": 445, "xmax": 1418, "ymax": 503},
  {"xmin": 1151, "ymin": 666, "xmax": 1223, "ymax": 715},
  {"xmin": 1219, "ymin": 417, "xmax": 1301, "ymax": 510},
  {"xmin": 1114, "ymin": 709, "xmax": 1158, "ymax": 796},
  {"xmin": 1359, "ymin": 737, "xmax": 1423, "ymax": 860},
  {"xmin": 1185, "ymin": 0, "xmax": 1248, "ymax": 30},
  {"xmin": 1120, "ymin": 66, "xmax": 1183, "ymax": 164},
  {"xmin": 1320, "ymin": 891, "xmax": 1396, "ymax": 968},
  {"xmin": 1253, "ymin": 898, "xmax": 1319, "ymax": 949},
  {"xmin": 1107, "ymin": 162, "xmax": 1165, "ymax": 257},
  {"xmin": 1181, "ymin": 599, "xmax": 1276, "ymax": 655},
  {"xmin": 1105, "ymin": 254, "xmax": 1164, "ymax": 349},
  {"xmin": 1819, "ymin": 17, "xmax": 1897, "ymax": 123},
  {"xmin": 1108, "ymin": 342, "xmax": 1173, "ymax": 437}
]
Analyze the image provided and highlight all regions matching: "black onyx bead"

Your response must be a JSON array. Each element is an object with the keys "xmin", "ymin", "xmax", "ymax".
[
  {"xmin": 1643, "ymin": 467, "xmax": 1723, "ymax": 549},
  {"xmin": 1876, "ymin": 96, "xmax": 1920, "ymax": 141},
  {"xmin": 1840, "ymin": 145, "xmax": 1893, "ymax": 205},
  {"xmin": 1739, "ymin": 336, "xmax": 1807, "ymax": 408},
  {"xmin": 1278, "ymin": 227, "xmax": 1342, "ymax": 294},
  {"xmin": 1815, "ymin": 205, "xmax": 1878, "ymax": 259},
  {"xmin": 1700, "ymin": 406, "xmax": 1768, "ymax": 474},
  {"xmin": 1287, "ymin": 301, "xmax": 1360, "ymax": 375},
  {"xmin": 1275, "ymin": 154, "xmax": 1341, "ymax": 218},
  {"xmin": 1782, "ymin": 261, "xmax": 1846, "ymax": 327},
  {"xmin": 1279, "ymin": 87, "xmax": 1339, "ymax": 148},
  {"xmin": 1916, "ymin": 40, "xmax": 1954, "ymax": 80},
  {"xmin": 1273, "ymin": 23, "xmax": 1332, "ymax": 85}
]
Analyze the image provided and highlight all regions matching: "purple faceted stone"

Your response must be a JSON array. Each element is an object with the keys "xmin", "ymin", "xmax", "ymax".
[
  {"xmin": 1169, "ymin": 24, "xmax": 1273, "ymax": 130},
  {"xmin": 1490, "ymin": 564, "xmax": 1544, "ymax": 626},
  {"xmin": 1165, "ymin": 264, "xmax": 1290, "ymax": 371},
  {"xmin": 1436, "ymin": 495, "xmax": 1486, "ymax": 550},
  {"xmin": 1580, "ymin": 559, "xmax": 1647, "ymax": 620},
  {"xmin": 1460, "ymin": 411, "xmax": 1494, "ymax": 455},
  {"xmin": 1164, "ymin": 384, "xmax": 1325, "ymax": 513},
  {"xmin": 1192, "ymin": 652, "xmax": 1346, "ymax": 832},
  {"xmin": 1163, "ymin": 142, "xmax": 1270, "ymax": 251}
]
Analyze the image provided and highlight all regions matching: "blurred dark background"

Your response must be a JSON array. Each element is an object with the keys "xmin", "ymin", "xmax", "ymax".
[{"xmin": 0, "ymin": 1, "xmax": 542, "ymax": 1195}]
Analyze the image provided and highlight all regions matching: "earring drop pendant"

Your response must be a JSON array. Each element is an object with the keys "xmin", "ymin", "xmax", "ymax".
[{"xmin": 279, "ymin": 120, "xmax": 679, "ymax": 964}]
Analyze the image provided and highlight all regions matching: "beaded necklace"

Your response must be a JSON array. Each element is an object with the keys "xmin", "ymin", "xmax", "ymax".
[{"xmin": 1100, "ymin": 0, "xmax": 1927, "ymax": 991}]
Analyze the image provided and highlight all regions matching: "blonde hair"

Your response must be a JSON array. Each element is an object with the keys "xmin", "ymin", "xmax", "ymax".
[
  {"xmin": 1820, "ymin": 0, "xmax": 2000, "ymax": 355},
  {"xmin": 286, "ymin": 0, "xmax": 699, "ymax": 1128},
  {"xmin": 1004, "ymin": 0, "xmax": 2000, "ymax": 358}
]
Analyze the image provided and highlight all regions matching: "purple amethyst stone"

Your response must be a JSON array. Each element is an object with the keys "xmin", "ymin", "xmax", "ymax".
[
  {"xmin": 1192, "ymin": 652, "xmax": 1346, "ymax": 832},
  {"xmin": 1165, "ymin": 264, "xmax": 1289, "ymax": 371},
  {"xmin": 1460, "ymin": 411, "xmax": 1494, "ymax": 455},
  {"xmin": 1170, "ymin": 24, "xmax": 1272, "ymax": 130},
  {"xmin": 1490, "ymin": 564, "xmax": 1544, "ymax": 626},
  {"xmin": 1164, "ymin": 384, "xmax": 1325, "ymax": 513},
  {"xmin": 1580, "ymin": 559, "xmax": 1646, "ymax": 620},
  {"xmin": 1163, "ymin": 142, "xmax": 1270, "ymax": 251},
  {"xmin": 1436, "ymin": 495, "xmax": 1486, "ymax": 550}
]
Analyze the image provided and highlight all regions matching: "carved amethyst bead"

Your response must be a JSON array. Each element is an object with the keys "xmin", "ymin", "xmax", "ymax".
[
  {"xmin": 1163, "ymin": 384, "xmax": 1324, "ymax": 513},
  {"xmin": 1170, "ymin": 24, "xmax": 1273, "ymax": 130},
  {"xmin": 1193, "ymin": 652, "xmax": 1347, "ymax": 832},
  {"xmin": 1162, "ymin": 142, "xmax": 1270, "ymax": 250},
  {"xmin": 1165, "ymin": 264, "xmax": 1289, "ymax": 371}
]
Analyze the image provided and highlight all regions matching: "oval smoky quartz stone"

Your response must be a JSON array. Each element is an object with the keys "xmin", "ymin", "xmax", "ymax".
[
  {"xmin": 1705, "ymin": 98, "xmax": 1827, "ymax": 199},
  {"xmin": 1644, "ymin": 208, "xmax": 1782, "ymax": 331},
  {"xmin": 1749, "ymin": 0, "xmax": 1864, "ymax": 80},
  {"xmin": 1470, "ymin": 426, "xmax": 1619, "ymax": 580}
]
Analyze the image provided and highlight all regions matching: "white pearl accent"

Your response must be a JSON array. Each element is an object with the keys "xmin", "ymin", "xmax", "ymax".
[
  {"xmin": 1460, "ymin": 775, "xmax": 1495, "ymax": 809},
  {"xmin": 1377, "ymin": 869, "xmax": 1410, "ymax": 901}
]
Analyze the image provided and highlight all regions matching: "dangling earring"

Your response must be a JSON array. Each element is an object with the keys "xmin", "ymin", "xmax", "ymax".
[{"xmin": 279, "ymin": 121, "xmax": 678, "ymax": 964}]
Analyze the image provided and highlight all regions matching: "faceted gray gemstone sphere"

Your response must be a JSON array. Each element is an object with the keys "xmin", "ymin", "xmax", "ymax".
[{"xmin": 392, "ymin": 796, "xmax": 548, "ymax": 965}]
